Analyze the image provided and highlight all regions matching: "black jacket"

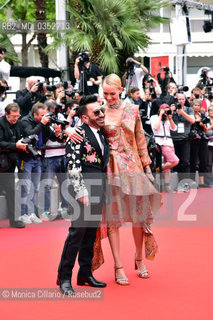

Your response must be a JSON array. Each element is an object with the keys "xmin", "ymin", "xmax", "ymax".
[
  {"xmin": 0, "ymin": 115, "xmax": 24, "ymax": 170},
  {"xmin": 16, "ymin": 88, "xmax": 46, "ymax": 118},
  {"xmin": 66, "ymin": 123, "xmax": 109, "ymax": 201},
  {"xmin": 21, "ymin": 112, "xmax": 58, "ymax": 161},
  {"xmin": 21, "ymin": 112, "xmax": 56, "ymax": 144}
]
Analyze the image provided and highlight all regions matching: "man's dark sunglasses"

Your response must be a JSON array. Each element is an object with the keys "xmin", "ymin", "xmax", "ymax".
[{"xmin": 93, "ymin": 107, "xmax": 105, "ymax": 116}]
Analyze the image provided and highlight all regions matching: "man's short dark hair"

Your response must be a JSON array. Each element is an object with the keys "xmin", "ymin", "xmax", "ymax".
[
  {"xmin": 78, "ymin": 95, "xmax": 98, "ymax": 117},
  {"xmin": 66, "ymin": 100, "xmax": 79, "ymax": 109},
  {"xmin": 127, "ymin": 87, "xmax": 139, "ymax": 96},
  {"xmin": 5, "ymin": 103, "xmax": 20, "ymax": 115},
  {"xmin": 32, "ymin": 103, "xmax": 47, "ymax": 115}
]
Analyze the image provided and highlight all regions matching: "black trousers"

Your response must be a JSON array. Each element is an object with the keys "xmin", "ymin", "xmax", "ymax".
[
  {"xmin": 58, "ymin": 201, "xmax": 102, "ymax": 281},
  {"xmin": 0, "ymin": 167, "xmax": 16, "ymax": 224},
  {"xmin": 190, "ymin": 140, "xmax": 208, "ymax": 181},
  {"xmin": 173, "ymin": 139, "xmax": 190, "ymax": 181}
]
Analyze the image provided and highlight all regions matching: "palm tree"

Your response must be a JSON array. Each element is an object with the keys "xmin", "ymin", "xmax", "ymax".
[{"xmin": 46, "ymin": 0, "xmax": 168, "ymax": 75}]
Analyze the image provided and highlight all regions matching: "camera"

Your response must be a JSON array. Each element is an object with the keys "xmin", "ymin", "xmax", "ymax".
[
  {"xmin": 126, "ymin": 57, "xmax": 135, "ymax": 78},
  {"xmin": 201, "ymin": 117, "xmax": 210, "ymax": 125},
  {"xmin": 165, "ymin": 109, "xmax": 172, "ymax": 115},
  {"xmin": 189, "ymin": 130, "xmax": 201, "ymax": 142},
  {"xmin": 46, "ymin": 112, "xmax": 69, "ymax": 128},
  {"xmin": 126, "ymin": 57, "xmax": 134, "ymax": 69},
  {"xmin": 163, "ymin": 67, "xmax": 170, "ymax": 73},
  {"xmin": 194, "ymin": 93, "xmax": 200, "ymax": 99},
  {"xmin": 78, "ymin": 51, "xmax": 90, "ymax": 64},
  {"xmin": 37, "ymin": 81, "xmax": 56, "ymax": 92},
  {"xmin": 0, "ymin": 84, "xmax": 9, "ymax": 94},
  {"xmin": 22, "ymin": 134, "xmax": 40, "ymax": 159},
  {"xmin": 175, "ymin": 103, "xmax": 182, "ymax": 110},
  {"xmin": 177, "ymin": 85, "xmax": 189, "ymax": 93}
]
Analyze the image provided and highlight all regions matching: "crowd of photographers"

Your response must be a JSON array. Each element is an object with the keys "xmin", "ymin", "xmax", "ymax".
[{"xmin": 0, "ymin": 47, "xmax": 213, "ymax": 228}]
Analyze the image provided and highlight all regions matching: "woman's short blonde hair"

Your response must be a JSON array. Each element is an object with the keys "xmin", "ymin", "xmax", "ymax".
[
  {"xmin": 103, "ymin": 74, "xmax": 122, "ymax": 90},
  {"xmin": 208, "ymin": 105, "xmax": 213, "ymax": 112}
]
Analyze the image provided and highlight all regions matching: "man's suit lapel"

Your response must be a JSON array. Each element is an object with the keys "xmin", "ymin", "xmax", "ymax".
[
  {"xmin": 103, "ymin": 135, "xmax": 109, "ymax": 168},
  {"xmin": 81, "ymin": 123, "xmax": 103, "ymax": 160}
]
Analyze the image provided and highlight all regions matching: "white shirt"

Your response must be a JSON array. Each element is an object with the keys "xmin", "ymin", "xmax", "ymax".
[
  {"xmin": 0, "ymin": 59, "xmax": 10, "ymax": 82},
  {"xmin": 150, "ymin": 114, "xmax": 176, "ymax": 147},
  {"xmin": 90, "ymin": 126, "xmax": 104, "ymax": 155}
]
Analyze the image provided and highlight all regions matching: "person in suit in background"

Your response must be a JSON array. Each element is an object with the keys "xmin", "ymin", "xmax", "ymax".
[{"xmin": 57, "ymin": 95, "xmax": 109, "ymax": 295}]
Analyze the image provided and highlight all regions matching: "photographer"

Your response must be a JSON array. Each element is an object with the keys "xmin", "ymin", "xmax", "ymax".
[
  {"xmin": 66, "ymin": 100, "xmax": 81, "ymax": 127},
  {"xmin": 162, "ymin": 82, "xmax": 177, "ymax": 106},
  {"xmin": 41, "ymin": 99, "xmax": 69, "ymax": 220},
  {"xmin": 0, "ymin": 78, "xmax": 9, "ymax": 117},
  {"xmin": 189, "ymin": 99, "xmax": 210, "ymax": 188},
  {"xmin": 205, "ymin": 106, "xmax": 213, "ymax": 185},
  {"xmin": 74, "ymin": 50, "xmax": 102, "ymax": 95},
  {"xmin": 140, "ymin": 88, "xmax": 161, "ymax": 135},
  {"xmin": 124, "ymin": 57, "xmax": 148, "ymax": 95},
  {"xmin": 150, "ymin": 104, "xmax": 179, "ymax": 192},
  {"xmin": 16, "ymin": 76, "xmax": 47, "ymax": 118},
  {"xmin": 171, "ymin": 93, "xmax": 195, "ymax": 191},
  {"xmin": 0, "ymin": 47, "xmax": 10, "ymax": 82},
  {"xmin": 143, "ymin": 74, "xmax": 162, "ymax": 97},
  {"xmin": 0, "ymin": 103, "xmax": 27, "ymax": 228},
  {"xmin": 197, "ymin": 68, "xmax": 213, "ymax": 88},
  {"xmin": 157, "ymin": 67, "xmax": 176, "ymax": 97},
  {"xmin": 19, "ymin": 103, "xmax": 61, "ymax": 224},
  {"xmin": 123, "ymin": 87, "xmax": 142, "ymax": 105}
]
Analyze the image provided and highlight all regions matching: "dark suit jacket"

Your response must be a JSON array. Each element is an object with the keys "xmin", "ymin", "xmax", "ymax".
[
  {"xmin": 66, "ymin": 123, "xmax": 109, "ymax": 202},
  {"xmin": 0, "ymin": 116, "xmax": 24, "ymax": 170}
]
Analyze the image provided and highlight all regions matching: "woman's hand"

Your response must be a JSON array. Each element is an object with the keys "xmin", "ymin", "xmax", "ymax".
[
  {"xmin": 65, "ymin": 127, "xmax": 83, "ymax": 143},
  {"xmin": 144, "ymin": 165, "xmax": 155, "ymax": 182}
]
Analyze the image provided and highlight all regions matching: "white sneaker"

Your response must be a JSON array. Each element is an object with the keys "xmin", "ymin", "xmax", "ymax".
[
  {"xmin": 29, "ymin": 213, "xmax": 42, "ymax": 223},
  {"xmin": 19, "ymin": 214, "xmax": 32, "ymax": 224}
]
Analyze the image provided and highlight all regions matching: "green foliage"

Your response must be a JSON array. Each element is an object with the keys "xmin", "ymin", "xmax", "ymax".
[
  {"xmin": 0, "ymin": 33, "xmax": 21, "ymax": 64},
  {"xmin": 0, "ymin": 0, "xmax": 55, "ymax": 64},
  {"xmin": 46, "ymin": 0, "xmax": 169, "ymax": 74}
]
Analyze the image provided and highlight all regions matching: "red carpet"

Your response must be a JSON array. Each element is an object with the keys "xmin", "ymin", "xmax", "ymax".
[{"xmin": 1, "ymin": 189, "xmax": 213, "ymax": 320}]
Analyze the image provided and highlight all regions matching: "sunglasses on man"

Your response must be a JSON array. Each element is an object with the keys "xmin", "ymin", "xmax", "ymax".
[{"xmin": 93, "ymin": 107, "xmax": 105, "ymax": 116}]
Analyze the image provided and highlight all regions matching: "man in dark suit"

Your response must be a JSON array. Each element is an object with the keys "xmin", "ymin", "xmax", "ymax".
[
  {"xmin": 57, "ymin": 95, "xmax": 109, "ymax": 295},
  {"xmin": 0, "ymin": 103, "xmax": 28, "ymax": 228}
]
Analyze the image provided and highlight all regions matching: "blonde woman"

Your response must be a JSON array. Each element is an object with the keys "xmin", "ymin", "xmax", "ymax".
[{"xmin": 66, "ymin": 74, "xmax": 159, "ymax": 285}]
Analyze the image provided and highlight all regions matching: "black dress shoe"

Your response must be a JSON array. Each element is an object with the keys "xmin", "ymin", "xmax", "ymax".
[
  {"xmin": 77, "ymin": 274, "xmax": 106, "ymax": 287},
  {"xmin": 10, "ymin": 221, "xmax": 25, "ymax": 228},
  {"xmin": 57, "ymin": 278, "xmax": 75, "ymax": 295},
  {"xmin": 199, "ymin": 183, "xmax": 211, "ymax": 188}
]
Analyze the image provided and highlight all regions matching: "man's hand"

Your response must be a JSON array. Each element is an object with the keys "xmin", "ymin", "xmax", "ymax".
[
  {"xmin": 30, "ymin": 83, "xmax": 39, "ymax": 93},
  {"xmin": 89, "ymin": 77, "xmax": 96, "ymax": 84},
  {"xmin": 78, "ymin": 195, "xmax": 89, "ymax": 206},
  {"xmin": 16, "ymin": 139, "xmax": 28, "ymax": 152},
  {"xmin": 75, "ymin": 56, "xmax": 81, "ymax": 65},
  {"xmin": 41, "ymin": 113, "xmax": 50, "ymax": 125},
  {"xmin": 65, "ymin": 127, "xmax": 83, "ymax": 143},
  {"xmin": 176, "ymin": 107, "xmax": 183, "ymax": 115}
]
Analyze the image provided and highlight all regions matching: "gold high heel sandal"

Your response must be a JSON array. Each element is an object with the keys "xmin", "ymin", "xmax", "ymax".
[
  {"xmin": 114, "ymin": 266, "xmax": 129, "ymax": 286},
  {"xmin": 135, "ymin": 258, "xmax": 150, "ymax": 279}
]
